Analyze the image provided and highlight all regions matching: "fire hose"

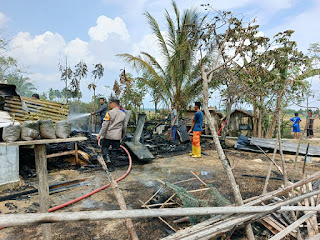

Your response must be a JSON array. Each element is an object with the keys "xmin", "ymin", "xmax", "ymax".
[
  {"xmin": 49, "ymin": 143, "xmax": 132, "ymax": 212},
  {"xmin": 0, "ymin": 143, "xmax": 132, "ymax": 230}
]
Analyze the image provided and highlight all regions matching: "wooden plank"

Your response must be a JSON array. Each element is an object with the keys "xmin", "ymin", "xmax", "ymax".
[
  {"xmin": 8, "ymin": 96, "xmax": 69, "ymax": 110},
  {"xmin": 0, "ymin": 137, "xmax": 87, "ymax": 146},
  {"xmin": 261, "ymin": 215, "xmax": 297, "ymax": 238},
  {"xmin": 140, "ymin": 200, "xmax": 177, "ymax": 232},
  {"xmin": 307, "ymin": 233, "xmax": 320, "ymax": 240},
  {"xmin": 75, "ymin": 143, "xmax": 79, "ymax": 165},
  {"xmin": 303, "ymin": 185, "xmax": 317, "ymax": 237},
  {"xmin": 5, "ymin": 99, "xmax": 69, "ymax": 113},
  {"xmin": 3, "ymin": 206, "xmax": 320, "ymax": 227},
  {"xmin": 111, "ymin": 178, "xmax": 139, "ymax": 240},
  {"xmin": 5, "ymin": 103, "xmax": 68, "ymax": 117},
  {"xmin": 307, "ymin": 182, "xmax": 319, "ymax": 236},
  {"xmin": 162, "ymin": 190, "xmax": 320, "ymax": 240},
  {"xmin": 4, "ymin": 108, "xmax": 66, "ymax": 121},
  {"xmin": 21, "ymin": 96, "xmax": 68, "ymax": 108},
  {"xmin": 269, "ymin": 205, "xmax": 320, "ymax": 240},
  {"xmin": 46, "ymin": 150, "xmax": 76, "ymax": 159},
  {"xmin": 34, "ymin": 144, "xmax": 52, "ymax": 240}
]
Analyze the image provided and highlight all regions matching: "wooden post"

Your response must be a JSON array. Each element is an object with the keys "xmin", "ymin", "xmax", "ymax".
[
  {"xmin": 74, "ymin": 143, "xmax": 79, "ymax": 165},
  {"xmin": 262, "ymin": 135, "xmax": 279, "ymax": 194},
  {"xmin": 34, "ymin": 144, "xmax": 52, "ymax": 240},
  {"xmin": 277, "ymin": 110, "xmax": 289, "ymax": 186}
]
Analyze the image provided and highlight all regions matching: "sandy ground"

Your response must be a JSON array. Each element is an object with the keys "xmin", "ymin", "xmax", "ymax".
[{"xmin": 1, "ymin": 144, "xmax": 320, "ymax": 240}]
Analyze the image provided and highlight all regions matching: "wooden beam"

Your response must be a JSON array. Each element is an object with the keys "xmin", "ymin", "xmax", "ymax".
[
  {"xmin": 0, "ymin": 137, "xmax": 87, "ymax": 146},
  {"xmin": 46, "ymin": 150, "xmax": 76, "ymax": 159},
  {"xmin": 34, "ymin": 144, "xmax": 52, "ymax": 240},
  {"xmin": 2, "ymin": 206, "xmax": 320, "ymax": 228},
  {"xmin": 74, "ymin": 143, "xmax": 79, "ymax": 165},
  {"xmin": 269, "ymin": 205, "xmax": 320, "ymax": 240}
]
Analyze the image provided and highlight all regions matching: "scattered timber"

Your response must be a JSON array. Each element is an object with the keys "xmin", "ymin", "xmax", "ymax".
[
  {"xmin": 0, "ymin": 178, "xmax": 89, "ymax": 202},
  {"xmin": 4, "ymin": 96, "xmax": 68, "ymax": 124},
  {"xmin": 241, "ymin": 174, "xmax": 299, "ymax": 183}
]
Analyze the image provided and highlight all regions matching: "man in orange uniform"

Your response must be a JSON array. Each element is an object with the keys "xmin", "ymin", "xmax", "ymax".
[{"xmin": 188, "ymin": 102, "xmax": 203, "ymax": 158}]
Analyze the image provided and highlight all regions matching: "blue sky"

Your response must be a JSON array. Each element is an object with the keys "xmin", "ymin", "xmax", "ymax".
[{"xmin": 0, "ymin": 0, "xmax": 319, "ymax": 109}]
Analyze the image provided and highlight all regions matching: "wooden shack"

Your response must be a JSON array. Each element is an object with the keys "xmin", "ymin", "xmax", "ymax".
[
  {"xmin": 184, "ymin": 107, "xmax": 223, "ymax": 134},
  {"xmin": 222, "ymin": 109, "xmax": 254, "ymax": 137},
  {"xmin": 0, "ymin": 84, "xmax": 69, "ymax": 124}
]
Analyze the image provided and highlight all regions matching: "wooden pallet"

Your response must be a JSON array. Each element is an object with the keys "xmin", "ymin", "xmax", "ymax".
[{"xmin": 4, "ymin": 96, "xmax": 69, "ymax": 124}]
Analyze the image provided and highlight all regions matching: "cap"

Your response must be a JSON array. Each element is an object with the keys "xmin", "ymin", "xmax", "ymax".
[{"xmin": 109, "ymin": 96, "xmax": 120, "ymax": 104}]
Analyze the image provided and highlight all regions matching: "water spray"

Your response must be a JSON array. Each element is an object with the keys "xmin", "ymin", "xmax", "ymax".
[{"xmin": 68, "ymin": 113, "xmax": 91, "ymax": 121}]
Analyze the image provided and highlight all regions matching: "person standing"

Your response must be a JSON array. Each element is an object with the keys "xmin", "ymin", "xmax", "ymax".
[
  {"xmin": 32, "ymin": 94, "xmax": 40, "ymax": 100},
  {"xmin": 188, "ymin": 102, "xmax": 203, "ymax": 158},
  {"xmin": 97, "ymin": 97, "xmax": 127, "ymax": 172},
  {"xmin": 170, "ymin": 103, "xmax": 178, "ymax": 141},
  {"xmin": 307, "ymin": 110, "xmax": 315, "ymax": 139},
  {"xmin": 92, "ymin": 97, "xmax": 108, "ymax": 124},
  {"xmin": 290, "ymin": 113, "xmax": 302, "ymax": 139}
]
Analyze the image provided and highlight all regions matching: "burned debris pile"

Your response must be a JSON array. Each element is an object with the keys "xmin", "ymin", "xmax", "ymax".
[{"xmin": 154, "ymin": 172, "xmax": 320, "ymax": 240}]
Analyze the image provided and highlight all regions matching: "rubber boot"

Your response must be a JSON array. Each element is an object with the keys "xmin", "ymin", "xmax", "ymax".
[
  {"xmin": 106, "ymin": 162, "xmax": 116, "ymax": 172},
  {"xmin": 189, "ymin": 145, "xmax": 195, "ymax": 156},
  {"xmin": 192, "ymin": 146, "xmax": 201, "ymax": 158}
]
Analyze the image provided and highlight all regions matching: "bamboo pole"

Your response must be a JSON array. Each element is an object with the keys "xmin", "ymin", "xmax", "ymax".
[
  {"xmin": 263, "ymin": 135, "xmax": 279, "ymax": 194},
  {"xmin": 277, "ymin": 110, "xmax": 289, "ymax": 186},
  {"xmin": 97, "ymin": 156, "xmax": 138, "ymax": 240},
  {"xmin": 162, "ymin": 189, "xmax": 320, "ymax": 240},
  {"xmin": 2, "ymin": 206, "xmax": 320, "ymax": 228}
]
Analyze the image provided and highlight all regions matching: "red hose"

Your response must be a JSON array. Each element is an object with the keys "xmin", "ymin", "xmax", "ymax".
[
  {"xmin": 217, "ymin": 119, "xmax": 227, "ymax": 136},
  {"xmin": 49, "ymin": 144, "xmax": 132, "ymax": 212},
  {"xmin": 0, "ymin": 144, "xmax": 132, "ymax": 230}
]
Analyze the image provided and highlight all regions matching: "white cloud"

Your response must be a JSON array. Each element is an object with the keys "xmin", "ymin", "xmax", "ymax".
[
  {"xmin": 6, "ymin": 15, "xmax": 137, "ymax": 102},
  {"xmin": 0, "ymin": 12, "xmax": 9, "ymax": 27},
  {"xmin": 88, "ymin": 16, "xmax": 130, "ymax": 42},
  {"xmin": 265, "ymin": 0, "xmax": 320, "ymax": 52},
  {"xmin": 10, "ymin": 31, "xmax": 66, "ymax": 69}
]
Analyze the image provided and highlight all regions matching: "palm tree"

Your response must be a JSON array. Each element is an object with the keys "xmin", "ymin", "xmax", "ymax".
[
  {"xmin": 6, "ymin": 74, "xmax": 37, "ymax": 97},
  {"xmin": 118, "ymin": 1, "xmax": 205, "ymax": 110}
]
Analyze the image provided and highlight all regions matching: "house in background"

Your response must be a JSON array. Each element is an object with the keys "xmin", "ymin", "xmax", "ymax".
[
  {"xmin": 183, "ymin": 107, "xmax": 223, "ymax": 135},
  {"xmin": 222, "ymin": 109, "xmax": 254, "ymax": 137}
]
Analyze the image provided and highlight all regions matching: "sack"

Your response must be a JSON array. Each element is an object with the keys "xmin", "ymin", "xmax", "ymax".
[
  {"xmin": 2, "ymin": 124, "xmax": 21, "ymax": 142},
  {"xmin": 55, "ymin": 121, "xmax": 71, "ymax": 139},
  {"xmin": 39, "ymin": 120, "xmax": 56, "ymax": 139},
  {"xmin": 21, "ymin": 121, "xmax": 40, "ymax": 141}
]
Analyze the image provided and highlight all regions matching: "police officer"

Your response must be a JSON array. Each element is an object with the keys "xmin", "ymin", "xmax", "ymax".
[
  {"xmin": 92, "ymin": 97, "xmax": 108, "ymax": 124},
  {"xmin": 97, "ymin": 97, "xmax": 126, "ymax": 172}
]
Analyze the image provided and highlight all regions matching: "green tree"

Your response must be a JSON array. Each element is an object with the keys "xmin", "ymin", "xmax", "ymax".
[
  {"xmin": 58, "ymin": 61, "xmax": 73, "ymax": 103},
  {"xmin": 72, "ymin": 60, "xmax": 88, "ymax": 100},
  {"xmin": 6, "ymin": 74, "xmax": 37, "ymax": 97},
  {"xmin": 89, "ymin": 63, "xmax": 104, "ymax": 105},
  {"xmin": 118, "ymin": 0, "xmax": 205, "ymax": 110}
]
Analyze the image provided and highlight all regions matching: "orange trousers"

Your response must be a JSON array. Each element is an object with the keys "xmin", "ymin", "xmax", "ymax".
[{"xmin": 192, "ymin": 131, "xmax": 202, "ymax": 147}]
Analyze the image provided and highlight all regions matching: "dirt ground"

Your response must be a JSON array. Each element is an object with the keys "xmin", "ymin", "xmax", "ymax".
[{"xmin": 1, "ymin": 141, "xmax": 320, "ymax": 240}]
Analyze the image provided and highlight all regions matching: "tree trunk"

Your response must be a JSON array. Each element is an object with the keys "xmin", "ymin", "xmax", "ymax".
[
  {"xmin": 202, "ymin": 72, "xmax": 255, "ymax": 240},
  {"xmin": 266, "ymin": 94, "xmax": 282, "ymax": 139},
  {"xmin": 258, "ymin": 111, "xmax": 262, "ymax": 138},
  {"xmin": 258, "ymin": 96, "xmax": 264, "ymax": 137},
  {"xmin": 253, "ymin": 103, "xmax": 258, "ymax": 137}
]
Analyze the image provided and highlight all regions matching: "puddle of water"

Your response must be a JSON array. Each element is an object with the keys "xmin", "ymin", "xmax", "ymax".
[{"xmin": 82, "ymin": 199, "xmax": 104, "ymax": 209}]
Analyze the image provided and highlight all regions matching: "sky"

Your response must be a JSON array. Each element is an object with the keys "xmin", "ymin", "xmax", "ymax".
[{"xmin": 0, "ymin": 0, "xmax": 319, "ymax": 109}]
